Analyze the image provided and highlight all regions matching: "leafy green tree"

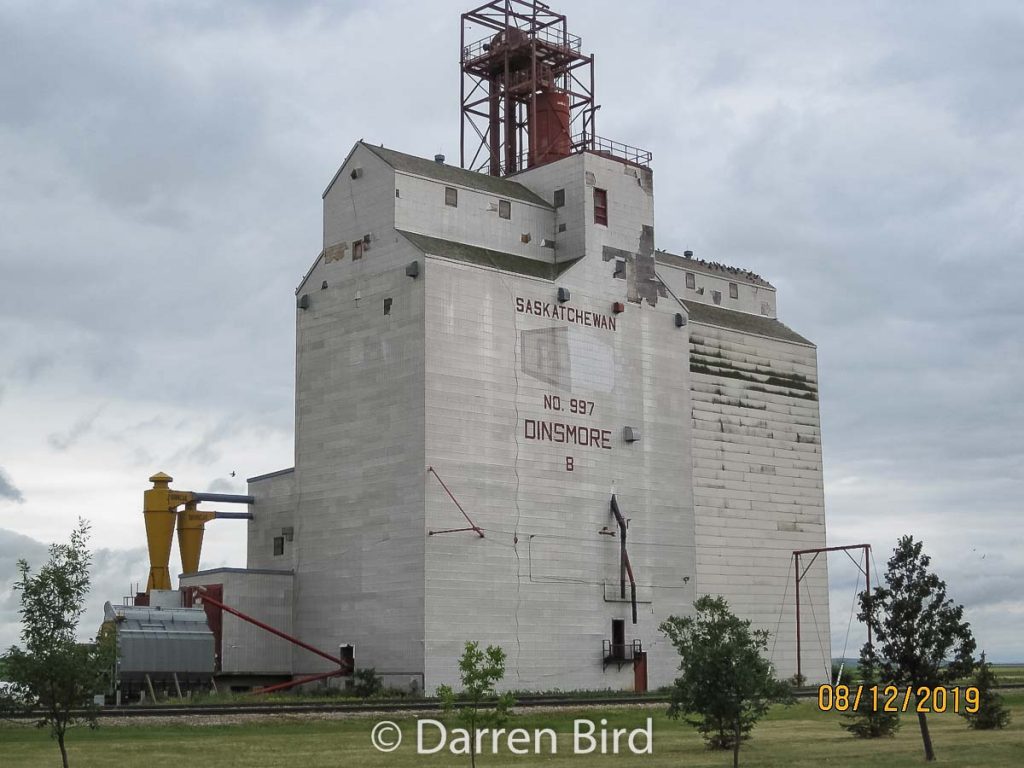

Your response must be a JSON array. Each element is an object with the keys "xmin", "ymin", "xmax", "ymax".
[
  {"xmin": 858, "ymin": 536, "xmax": 975, "ymax": 762},
  {"xmin": 660, "ymin": 595, "xmax": 793, "ymax": 768},
  {"xmin": 961, "ymin": 652, "xmax": 1010, "ymax": 730},
  {"xmin": 437, "ymin": 641, "xmax": 514, "ymax": 768},
  {"xmin": 840, "ymin": 658, "xmax": 900, "ymax": 738},
  {"xmin": 0, "ymin": 520, "xmax": 105, "ymax": 768}
]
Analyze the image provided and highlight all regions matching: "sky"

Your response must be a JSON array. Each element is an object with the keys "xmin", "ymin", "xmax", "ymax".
[{"xmin": 1, "ymin": 0, "xmax": 1022, "ymax": 663}]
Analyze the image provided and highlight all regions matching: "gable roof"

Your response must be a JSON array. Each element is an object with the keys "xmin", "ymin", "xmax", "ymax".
[
  {"xmin": 362, "ymin": 143, "xmax": 550, "ymax": 207},
  {"xmin": 398, "ymin": 230, "xmax": 580, "ymax": 280},
  {"xmin": 657, "ymin": 250, "xmax": 773, "ymax": 289},
  {"xmin": 682, "ymin": 300, "xmax": 813, "ymax": 346}
]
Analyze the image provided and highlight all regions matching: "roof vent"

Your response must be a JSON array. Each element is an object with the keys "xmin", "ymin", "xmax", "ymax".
[{"xmin": 434, "ymin": 153, "xmax": 446, "ymax": 164}]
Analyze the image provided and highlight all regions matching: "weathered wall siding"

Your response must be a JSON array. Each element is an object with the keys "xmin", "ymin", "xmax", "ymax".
[
  {"xmin": 179, "ymin": 570, "xmax": 294, "ymax": 675},
  {"xmin": 246, "ymin": 471, "xmax": 295, "ymax": 571},
  {"xmin": 395, "ymin": 172, "xmax": 554, "ymax": 261},
  {"xmin": 290, "ymin": 143, "xmax": 428, "ymax": 680},
  {"xmin": 220, "ymin": 572, "xmax": 294, "ymax": 675},
  {"xmin": 513, "ymin": 153, "xmax": 586, "ymax": 264},
  {"xmin": 291, "ymin": 258, "xmax": 426, "ymax": 680},
  {"xmin": 658, "ymin": 261, "xmax": 777, "ymax": 317},
  {"xmin": 422, "ymin": 253, "xmax": 696, "ymax": 694},
  {"xmin": 322, "ymin": 144, "xmax": 395, "ymax": 252},
  {"xmin": 689, "ymin": 323, "xmax": 831, "ymax": 682}
]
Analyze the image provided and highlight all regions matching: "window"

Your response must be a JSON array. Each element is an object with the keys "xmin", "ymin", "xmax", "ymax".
[
  {"xmin": 729, "ymin": 282, "xmax": 738, "ymax": 299},
  {"xmin": 273, "ymin": 536, "xmax": 284, "ymax": 556},
  {"xmin": 445, "ymin": 186, "xmax": 458, "ymax": 207},
  {"xmin": 352, "ymin": 240, "xmax": 363, "ymax": 260},
  {"xmin": 558, "ymin": 222, "xmax": 567, "ymax": 233},
  {"xmin": 553, "ymin": 188, "xmax": 565, "ymax": 207},
  {"xmin": 611, "ymin": 619, "xmax": 626, "ymax": 660},
  {"xmin": 593, "ymin": 188, "xmax": 608, "ymax": 226},
  {"xmin": 712, "ymin": 289, "xmax": 722, "ymax": 305},
  {"xmin": 685, "ymin": 272, "xmax": 695, "ymax": 289},
  {"xmin": 383, "ymin": 298, "xmax": 392, "ymax": 315},
  {"xmin": 498, "ymin": 199, "xmax": 511, "ymax": 219}
]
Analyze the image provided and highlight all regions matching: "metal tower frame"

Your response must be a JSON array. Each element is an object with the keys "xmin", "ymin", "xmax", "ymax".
[
  {"xmin": 793, "ymin": 544, "xmax": 873, "ymax": 682},
  {"xmin": 460, "ymin": 0, "xmax": 597, "ymax": 176}
]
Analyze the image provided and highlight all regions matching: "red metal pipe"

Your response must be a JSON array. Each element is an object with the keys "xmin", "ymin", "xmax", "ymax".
[
  {"xmin": 254, "ymin": 669, "xmax": 344, "ymax": 696},
  {"xmin": 792, "ymin": 543, "xmax": 873, "ymax": 681},
  {"xmin": 194, "ymin": 586, "xmax": 345, "ymax": 667},
  {"xmin": 427, "ymin": 467, "xmax": 484, "ymax": 537},
  {"xmin": 610, "ymin": 495, "xmax": 638, "ymax": 624},
  {"xmin": 793, "ymin": 544, "xmax": 871, "ymax": 556},
  {"xmin": 794, "ymin": 553, "xmax": 802, "ymax": 682}
]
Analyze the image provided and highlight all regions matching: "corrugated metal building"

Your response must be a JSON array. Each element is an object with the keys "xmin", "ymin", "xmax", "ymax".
[{"xmin": 105, "ymin": 598, "xmax": 214, "ymax": 698}]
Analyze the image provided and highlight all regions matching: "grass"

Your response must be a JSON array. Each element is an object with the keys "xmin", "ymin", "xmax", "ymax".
[{"xmin": 2, "ymin": 692, "xmax": 1023, "ymax": 767}]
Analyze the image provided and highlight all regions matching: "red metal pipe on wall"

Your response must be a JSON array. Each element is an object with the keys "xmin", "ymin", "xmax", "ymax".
[
  {"xmin": 610, "ymin": 495, "xmax": 638, "ymax": 624},
  {"xmin": 193, "ymin": 585, "xmax": 347, "ymax": 668},
  {"xmin": 254, "ymin": 669, "xmax": 345, "ymax": 696}
]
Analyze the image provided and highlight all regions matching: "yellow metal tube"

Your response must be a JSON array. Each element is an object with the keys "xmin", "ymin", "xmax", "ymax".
[
  {"xmin": 177, "ymin": 502, "xmax": 215, "ymax": 576},
  {"xmin": 143, "ymin": 472, "xmax": 193, "ymax": 591},
  {"xmin": 143, "ymin": 472, "xmax": 176, "ymax": 591}
]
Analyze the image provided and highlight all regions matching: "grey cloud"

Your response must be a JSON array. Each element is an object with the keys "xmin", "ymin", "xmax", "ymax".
[
  {"xmin": 47, "ymin": 406, "xmax": 105, "ymax": 451},
  {"xmin": 0, "ymin": 468, "xmax": 24, "ymax": 504},
  {"xmin": 204, "ymin": 477, "xmax": 243, "ymax": 494},
  {"xmin": 0, "ymin": 528, "xmax": 149, "ymax": 648}
]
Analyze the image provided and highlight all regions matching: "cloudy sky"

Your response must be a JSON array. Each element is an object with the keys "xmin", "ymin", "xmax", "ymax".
[{"xmin": 1, "ymin": 0, "xmax": 1021, "ymax": 662}]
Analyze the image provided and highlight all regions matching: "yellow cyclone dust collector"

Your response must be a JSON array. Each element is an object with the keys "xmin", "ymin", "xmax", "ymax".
[{"xmin": 142, "ymin": 472, "xmax": 254, "ymax": 592}]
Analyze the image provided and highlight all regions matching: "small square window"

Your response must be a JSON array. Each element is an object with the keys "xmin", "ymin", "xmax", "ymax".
[
  {"xmin": 445, "ymin": 186, "xmax": 458, "ymax": 207},
  {"xmin": 729, "ymin": 282, "xmax": 738, "ymax": 299},
  {"xmin": 593, "ymin": 188, "xmax": 608, "ymax": 226},
  {"xmin": 352, "ymin": 240, "xmax": 363, "ymax": 260},
  {"xmin": 273, "ymin": 536, "xmax": 284, "ymax": 556},
  {"xmin": 553, "ymin": 188, "xmax": 565, "ymax": 207},
  {"xmin": 558, "ymin": 222, "xmax": 567, "ymax": 233},
  {"xmin": 685, "ymin": 272, "xmax": 695, "ymax": 290},
  {"xmin": 712, "ymin": 289, "xmax": 722, "ymax": 305},
  {"xmin": 498, "ymin": 199, "xmax": 511, "ymax": 219}
]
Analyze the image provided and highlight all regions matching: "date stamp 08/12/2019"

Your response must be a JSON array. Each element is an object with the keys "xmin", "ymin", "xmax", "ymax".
[{"xmin": 817, "ymin": 684, "xmax": 981, "ymax": 714}]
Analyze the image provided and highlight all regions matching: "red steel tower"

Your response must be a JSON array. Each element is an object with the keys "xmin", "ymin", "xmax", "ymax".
[{"xmin": 460, "ymin": 0, "xmax": 597, "ymax": 176}]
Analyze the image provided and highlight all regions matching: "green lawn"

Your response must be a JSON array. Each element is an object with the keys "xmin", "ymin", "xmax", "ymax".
[{"xmin": 2, "ymin": 693, "xmax": 1023, "ymax": 767}]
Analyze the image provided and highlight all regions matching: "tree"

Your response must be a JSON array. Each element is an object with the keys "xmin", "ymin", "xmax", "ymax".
[
  {"xmin": 437, "ymin": 641, "xmax": 514, "ymax": 768},
  {"xmin": 351, "ymin": 667, "xmax": 383, "ymax": 698},
  {"xmin": 840, "ymin": 658, "xmax": 900, "ymax": 738},
  {"xmin": 961, "ymin": 652, "xmax": 1010, "ymax": 730},
  {"xmin": 858, "ymin": 536, "xmax": 975, "ymax": 762},
  {"xmin": 0, "ymin": 520, "xmax": 105, "ymax": 768},
  {"xmin": 660, "ymin": 595, "xmax": 793, "ymax": 768}
]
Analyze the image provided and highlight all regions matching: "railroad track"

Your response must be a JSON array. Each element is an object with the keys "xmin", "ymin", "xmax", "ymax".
[
  {"xmin": 11, "ymin": 683, "xmax": 1022, "ymax": 720},
  {"xmin": 83, "ymin": 694, "xmax": 674, "ymax": 719}
]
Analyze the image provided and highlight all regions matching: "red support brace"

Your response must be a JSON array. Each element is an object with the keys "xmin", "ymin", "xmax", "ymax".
[
  {"xmin": 192, "ymin": 585, "xmax": 352, "ymax": 675},
  {"xmin": 427, "ymin": 466, "xmax": 485, "ymax": 537}
]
